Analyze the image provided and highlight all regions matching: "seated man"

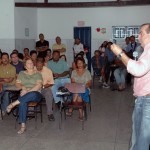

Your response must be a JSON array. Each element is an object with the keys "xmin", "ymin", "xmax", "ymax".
[
  {"xmin": 30, "ymin": 50, "xmax": 37, "ymax": 66},
  {"xmin": 52, "ymin": 36, "xmax": 66, "ymax": 56},
  {"xmin": 10, "ymin": 52, "xmax": 24, "ymax": 75},
  {"xmin": 113, "ymin": 58, "xmax": 127, "ymax": 91},
  {"xmin": 36, "ymin": 58, "xmax": 55, "ymax": 121},
  {"xmin": 91, "ymin": 50, "xmax": 105, "ymax": 81},
  {"xmin": 0, "ymin": 52, "xmax": 16, "ymax": 115},
  {"xmin": 47, "ymin": 51, "xmax": 70, "ymax": 104}
]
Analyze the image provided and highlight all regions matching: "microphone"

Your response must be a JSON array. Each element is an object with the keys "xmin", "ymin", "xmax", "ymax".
[{"xmin": 133, "ymin": 51, "xmax": 138, "ymax": 61}]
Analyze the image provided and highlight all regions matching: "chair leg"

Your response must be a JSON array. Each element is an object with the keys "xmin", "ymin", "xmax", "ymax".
[
  {"xmin": 82, "ymin": 118, "xmax": 84, "ymax": 130},
  {"xmin": 92, "ymin": 74, "xmax": 95, "ymax": 88},
  {"xmin": 40, "ymin": 104, "xmax": 43, "ymax": 123},
  {"xmin": 15, "ymin": 107, "xmax": 19, "ymax": 129},
  {"xmin": 89, "ymin": 95, "xmax": 92, "ymax": 112},
  {"xmin": 35, "ymin": 107, "xmax": 37, "ymax": 129},
  {"xmin": 84, "ymin": 105, "xmax": 87, "ymax": 121},
  {"xmin": 0, "ymin": 107, "xmax": 3, "ymax": 120},
  {"xmin": 59, "ymin": 102, "xmax": 63, "ymax": 130}
]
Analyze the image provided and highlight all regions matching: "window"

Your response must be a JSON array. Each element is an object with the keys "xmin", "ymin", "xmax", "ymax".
[{"xmin": 112, "ymin": 26, "xmax": 140, "ymax": 39}]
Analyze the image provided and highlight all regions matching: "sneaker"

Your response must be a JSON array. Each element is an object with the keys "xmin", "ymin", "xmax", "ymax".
[
  {"xmin": 102, "ymin": 83, "xmax": 110, "ymax": 88},
  {"xmin": 48, "ymin": 114, "xmax": 55, "ymax": 121},
  {"xmin": 98, "ymin": 76, "xmax": 103, "ymax": 83}
]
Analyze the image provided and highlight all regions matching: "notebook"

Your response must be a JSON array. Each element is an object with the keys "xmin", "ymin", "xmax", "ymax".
[{"xmin": 65, "ymin": 83, "xmax": 85, "ymax": 93}]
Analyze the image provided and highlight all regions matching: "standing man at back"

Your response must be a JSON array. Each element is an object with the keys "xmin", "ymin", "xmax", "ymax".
[
  {"xmin": 111, "ymin": 23, "xmax": 150, "ymax": 150},
  {"xmin": 36, "ymin": 33, "xmax": 49, "ymax": 58}
]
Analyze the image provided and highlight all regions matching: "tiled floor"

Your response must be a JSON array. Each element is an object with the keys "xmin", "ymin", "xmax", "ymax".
[{"xmin": 0, "ymin": 83, "xmax": 134, "ymax": 150}]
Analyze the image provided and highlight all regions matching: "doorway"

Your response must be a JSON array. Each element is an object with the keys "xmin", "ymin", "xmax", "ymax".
[{"xmin": 74, "ymin": 27, "xmax": 91, "ymax": 71}]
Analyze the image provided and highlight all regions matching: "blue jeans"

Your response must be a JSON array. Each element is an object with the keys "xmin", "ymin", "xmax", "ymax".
[
  {"xmin": 18, "ymin": 91, "xmax": 42, "ymax": 123},
  {"xmin": 51, "ymin": 78, "xmax": 71, "ymax": 103},
  {"xmin": 1, "ymin": 85, "xmax": 11, "ymax": 112},
  {"xmin": 114, "ymin": 67, "xmax": 127, "ymax": 85},
  {"xmin": 130, "ymin": 96, "xmax": 150, "ymax": 150}
]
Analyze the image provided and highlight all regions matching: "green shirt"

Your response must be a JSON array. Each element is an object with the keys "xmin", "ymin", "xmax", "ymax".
[
  {"xmin": 0, "ymin": 64, "xmax": 16, "ymax": 85},
  {"xmin": 16, "ymin": 71, "xmax": 43, "ymax": 89},
  {"xmin": 47, "ymin": 59, "xmax": 69, "ymax": 78}
]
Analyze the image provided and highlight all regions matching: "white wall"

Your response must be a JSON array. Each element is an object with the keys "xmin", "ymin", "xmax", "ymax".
[
  {"xmin": 15, "ymin": 7, "xmax": 37, "ymax": 52},
  {"xmin": 0, "ymin": 0, "xmax": 15, "ymax": 53},
  {"xmin": 37, "ymin": 6, "xmax": 150, "ymax": 66}
]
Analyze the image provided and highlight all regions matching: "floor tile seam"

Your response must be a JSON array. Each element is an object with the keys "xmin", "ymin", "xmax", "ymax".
[{"xmin": 113, "ymin": 98, "xmax": 122, "ymax": 150}]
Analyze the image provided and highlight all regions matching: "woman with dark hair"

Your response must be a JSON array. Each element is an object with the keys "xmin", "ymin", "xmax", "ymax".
[
  {"xmin": 66, "ymin": 57, "xmax": 92, "ymax": 121},
  {"xmin": 6, "ymin": 58, "xmax": 43, "ymax": 134}
]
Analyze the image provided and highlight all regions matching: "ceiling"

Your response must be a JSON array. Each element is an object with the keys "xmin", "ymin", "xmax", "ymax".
[{"xmin": 15, "ymin": 0, "xmax": 150, "ymax": 8}]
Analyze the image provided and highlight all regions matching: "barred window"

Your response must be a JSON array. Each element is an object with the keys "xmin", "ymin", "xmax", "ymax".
[{"xmin": 112, "ymin": 26, "xmax": 140, "ymax": 39}]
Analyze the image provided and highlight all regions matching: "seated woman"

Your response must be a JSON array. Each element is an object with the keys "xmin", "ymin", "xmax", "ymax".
[
  {"xmin": 114, "ymin": 57, "xmax": 127, "ymax": 91},
  {"xmin": 66, "ymin": 57, "xmax": 92, "ymax": 121},
  {"xmin": 6, "ymin": 58, "xmax": 43, "ymax": 134}
]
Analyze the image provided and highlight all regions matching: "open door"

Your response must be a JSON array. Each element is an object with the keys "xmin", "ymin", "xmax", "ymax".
[{"xmin": 74, "ymin": 27, "xmax": 91, "ymax": 71}]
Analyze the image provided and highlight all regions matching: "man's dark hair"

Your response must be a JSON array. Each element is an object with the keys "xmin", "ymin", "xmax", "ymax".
[
  {"xmin": 39, "ymin": 33, "xmax": 44, "ymax": 37},
  {"xmin": 23, "ymin": 48, "xmax": 29, "ymax": 52},
  {"xmin": 36, "ymin": 57, "xmax": 44, "ymax": 64},
  {"xmin": 52, "ymin": 50, "xmax": 60, "ymax": 55},
  {"xmin": 1, "ymin": 52, "xmax": 9, "ymax": 58},
  {"xmin": 18, "ymin": 53, "xmax": 24, "ymax": 60},
  {"xmin": 30, "ymin": 50, "xmax": 37, "ymax": 56},
  {"xmin": 130, "ymin": 35, "xmax": 135, "ymax": 39},
  {"xmin": 10, "ymin": 52, "xmax": 18, "ymax": 58}
]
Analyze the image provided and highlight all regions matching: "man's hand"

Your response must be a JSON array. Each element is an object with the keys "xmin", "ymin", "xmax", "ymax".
[
  {"xmin": 3, "ymin": 77, "xmax": 14, "ymax": 83},
  {"xmin": 53, "ymin": 73, "xmax": 60, "ymax": 79},
  {"xmin": 110, "ymin": 44, "xmax": 123, "ymax": 56}
]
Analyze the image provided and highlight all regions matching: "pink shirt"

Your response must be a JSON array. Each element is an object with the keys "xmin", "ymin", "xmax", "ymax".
[{"xmin": 127, "ymin": 43, "xmax": 150, "ymax": 97}]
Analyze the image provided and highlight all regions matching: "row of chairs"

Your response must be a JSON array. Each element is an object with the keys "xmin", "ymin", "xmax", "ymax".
[{"xmin": 0, "ymin": 88, "xmax": 92, "ymax": 130}]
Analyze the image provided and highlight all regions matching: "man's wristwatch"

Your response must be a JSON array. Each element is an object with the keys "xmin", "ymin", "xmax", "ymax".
[{"xmin": 117, "ymin": 51, "xmax": 124, "ymax": 59}]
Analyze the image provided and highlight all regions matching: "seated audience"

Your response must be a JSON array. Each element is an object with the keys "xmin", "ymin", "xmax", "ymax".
[
  {"xmin": 23, "ymin": 48, "xmax": 30, "ymax": 61},
  {"xmin": 60, "ymin": 55, "xmax": 67, "ymax": 61},
  {"xmin": 125, "ymin": 35, "xmax": 140, "ymax": 58},
  {"xmin": 0, "ymin": 53, "xmax": 16, "ymax": 115},
  {"xmin": 121, "ymin": 37, "xmax": 130, "ymax": 51},
  {"xmin": 104, "ymin": 42, "xmax": 115, "ymax": 87},
  {"xmin": 30, "ymin": 50, "xmax": 37, "ymax": 66},
  {"xmin": 47, "ymin": 51, "xmax": 70, "ymax": 104},
  {"xmin": 52, "ymin": 36, "xmax": 66, "ymax": 56},
  {"xmin": 66, "ymin": 57, "xmax": 92, "ymax": 121},
  {"xmin": 91, "ymin": 50, "xmax": 105, "ymax": 83},
  {"xmin": 6, "ymin": 58, "xmax": 43, "ymax": 134},
  {"xmin": 36, "ymin": 33, "xmax": 49, "ymax": 58},
  {"xmin": 44, "ymin": 49, "xmax": 52, "ymax": 66},
  {"xmin": 36, "ymin": 58, "xmax": 55, "ymax": 121},
  {"xmin": 113, "ymin": 58, "xmax": 127, "ymax": 91},
  {"xmin": 73, "ymin": 38, "xmax": 84, "ymax": 58},
  {"xmin": 99, "ymin": 41, "xmax": 108, "ymax": 56},
  {"xmin": 10, "ymin": 52, "xmax": 24, "ymax": 75}
]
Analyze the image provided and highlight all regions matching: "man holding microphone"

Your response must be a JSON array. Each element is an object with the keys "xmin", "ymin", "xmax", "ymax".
[{"xmin": 110, "ymin": 23, "xmax": 150, "ymax": 150}]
